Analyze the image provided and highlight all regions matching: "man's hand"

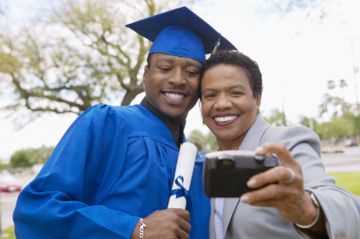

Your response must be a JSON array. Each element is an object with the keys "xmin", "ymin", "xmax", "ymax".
[{"xmin": 131, "ymin": 208, "xmax": 191, "ymax": 239}]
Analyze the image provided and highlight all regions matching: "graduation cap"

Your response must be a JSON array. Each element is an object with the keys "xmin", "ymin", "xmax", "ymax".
[{"xmin": 126, "ymin": 6, "xmax": 237, "ymax": 63}]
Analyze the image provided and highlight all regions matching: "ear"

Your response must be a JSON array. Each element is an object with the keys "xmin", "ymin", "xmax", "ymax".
[
  {"xmin": 143, "ymin": 65, "xmax": 150, "ymax": 87},
  {"xmin": 255, "ymin": 94, "xmax": 261, "ymax": 107}
]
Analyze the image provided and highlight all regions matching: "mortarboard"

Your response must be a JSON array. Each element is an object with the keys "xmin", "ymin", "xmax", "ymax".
[{"xmin": 126, "ymin": 6, "xmax": 237, "ymax": 63}]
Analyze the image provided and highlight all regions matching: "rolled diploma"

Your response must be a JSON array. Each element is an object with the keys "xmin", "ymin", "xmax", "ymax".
[{"xmin": 168, "ymin": 142, "xmax": 198, "ymax": 209}]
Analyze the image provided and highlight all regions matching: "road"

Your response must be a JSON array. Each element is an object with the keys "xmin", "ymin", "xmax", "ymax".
[
  {"xmin": 323, "ymin": 146, "xmax": 360, "ymax": 172},
  {"xmin": 1, "ymin": 147, "xmax": 360, "ymax": 231},
  {"xmin": 0, "ymin": 192, "xmax": 19, "ymax": 231},
  {"xmin": 1, "ymin": 174, "xmax": 33, "ymax": 231}
]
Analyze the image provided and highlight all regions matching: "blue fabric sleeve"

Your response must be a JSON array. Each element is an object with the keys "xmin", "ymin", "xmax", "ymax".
[{"xmin": 13, "ymin": 104, "xmax": 138, "ymax": 239}]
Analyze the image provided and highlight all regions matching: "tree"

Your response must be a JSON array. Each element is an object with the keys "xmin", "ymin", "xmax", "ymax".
[
  {"xmin": 319, "ymin": 79, "xmax": 355, "ymax": 118},
  {"xmin": 0, "ymin": 0, "xmax": 189, "ymax": 123},
  {"xmin": 10, "ymin": 146, "xmax": 54, "ymax": 168},
  {"xmin": 0, "ymin": 160, "xmax": 5, "ymax": 170},
  {"xmin": 299, "ymin": 115, "xmax": 319, "ymax": 130},
  {"xmin": 315, "ymin": 79, "xmax": 360, "ymax": 141},
  {"xmin": 344, "ymin": 112, "xmax": 360, "ymax": 138},
  {"xmin": 10, "ymin": 150, "xmax": 33, "ymax": 168},
  {"xmin": 260, "ymin": 0, "xmax": 325, "ymax": 14},
  {"xmin": 188, "ymin": 129, "xmax": 217, "ymax": 152},
  {"xmin": 264, "ymin": 108, "xmax": 288, "ymax": 126}
]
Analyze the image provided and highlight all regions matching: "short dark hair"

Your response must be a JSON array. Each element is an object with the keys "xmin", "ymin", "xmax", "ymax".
[{"xmin": 200, "ymin": 50, "xmax": 263, "ymax": 97}]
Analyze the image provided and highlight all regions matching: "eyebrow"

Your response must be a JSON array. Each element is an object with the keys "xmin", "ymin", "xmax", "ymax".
[{"xmin": 203, "ymin": 84, "xmax": 246, "ymax": 91}]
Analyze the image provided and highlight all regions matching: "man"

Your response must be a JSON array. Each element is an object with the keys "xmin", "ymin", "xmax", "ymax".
[{"xmin": 13, "ymin": 7, "xmax": 236, "ymax": 239}]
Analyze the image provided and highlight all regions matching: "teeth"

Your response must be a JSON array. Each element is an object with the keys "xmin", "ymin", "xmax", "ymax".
[
  {"xmin": 214, "ymin": 115, "xmax": 237, "ymax": 123},
  {"xmin": 165, "ymin": 92, "xmax": 184, "ymax": 101}
]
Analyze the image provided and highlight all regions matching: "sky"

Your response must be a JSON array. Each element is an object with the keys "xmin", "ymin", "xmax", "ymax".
[{"xmin": 0, "ymin": 0, "xmax": 360, "ymax": 161}]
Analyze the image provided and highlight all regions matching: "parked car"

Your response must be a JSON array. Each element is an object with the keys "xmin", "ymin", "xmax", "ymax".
[
  {"xmin": 0, "ymin": 171, "xmax": 22, "ymax": 192},
  {"xmin": 345, "ymin": 139, "xmax": 358, "ymax": 147}
]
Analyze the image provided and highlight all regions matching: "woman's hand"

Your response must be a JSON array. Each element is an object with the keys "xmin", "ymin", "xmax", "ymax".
[{"xmin": 240, "ymin": 143, "xmax": 318, "ymax": 226}]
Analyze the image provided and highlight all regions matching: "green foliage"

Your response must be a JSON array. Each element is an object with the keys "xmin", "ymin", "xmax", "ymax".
[
  {"xmin": 314, "ymin": 79, "xmax": 360, "ymax": 140},
  {"xmin": 9, "ymin": 146, "xmax": 53, "ymax": 168},
  {"xmin": 344, "ymin": 112, "xmax": 360, "ymax": 137},
  {"xmin": 330, "ymin": 172, "xmax": 360, "ymax": 196},
  {"xmin": 299, "ymin": 115, "xmax": 316, "ymax": 128},
  {"xmin": 0, "ymin": 226, "xmax": 15, "ymax": 239},
  {"xmin": 0, "ymin": 52, "xmax": 21, "ymax": 73},
  {"xmin": 188, "ymin": 129, "xmax": 217, "ymax": 152},
  {"xmin": 9, "ymin": 150, "xmax": 32, "ymax": 168},
  {"xmin": 264, "ymin": 108, "xmax": 287, "ymax": 126},
  {"xmin": 314, "ymin": 116, "xmax": 353, "ymax": 139}
]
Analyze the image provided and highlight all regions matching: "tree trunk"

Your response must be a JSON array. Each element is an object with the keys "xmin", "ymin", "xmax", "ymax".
[{"xmin": 121, "ymin": 87, "xmax": 144, "ymax": 106}]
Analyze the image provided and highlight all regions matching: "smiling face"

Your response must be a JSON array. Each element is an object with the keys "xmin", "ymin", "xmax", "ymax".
[
  {"xmin": 143, "ymin": 53, "xmax": 202, "ymax": 119},
  {"xmin": 201, "ymin": 64, "xmax": 261, "ymax": 150}
]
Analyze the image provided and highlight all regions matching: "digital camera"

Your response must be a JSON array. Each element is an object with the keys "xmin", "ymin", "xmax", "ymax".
[{"xmin": 204, "ymin": 150, "xmax": 279, "ymax": 197}]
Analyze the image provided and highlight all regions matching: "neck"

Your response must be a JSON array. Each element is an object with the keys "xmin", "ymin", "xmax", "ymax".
[
  {"xmin": 140, "ymin": 97, "xmax": 185, "ymax": 147},
  {"xmin": 217, "ymin": 135, "xmax": 246, "ymax": 151}
]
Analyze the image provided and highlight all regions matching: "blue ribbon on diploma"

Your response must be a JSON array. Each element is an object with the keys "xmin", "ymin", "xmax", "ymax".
[{"xmin": 170, "ymin": 175, "xmax": 192, "ymax": 209}]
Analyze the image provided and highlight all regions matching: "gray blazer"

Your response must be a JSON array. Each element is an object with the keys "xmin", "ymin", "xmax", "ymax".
[{"xmin": 209, "ymin": 116, "xmax": 360, "ymax": 239}]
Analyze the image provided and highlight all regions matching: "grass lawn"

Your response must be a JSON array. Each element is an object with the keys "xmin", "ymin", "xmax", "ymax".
[
  {"xmin": 330, "ymin": 171, "xmax": 360, "ymax": 196},
  {"xmin": 0, "ymin": 226, "xmax": 14, "ymax": 239}
]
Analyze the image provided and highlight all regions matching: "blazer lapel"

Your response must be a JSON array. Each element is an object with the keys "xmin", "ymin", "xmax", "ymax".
[
  {"xmin": 222, "ymin": 116, "xmax": 271, "ymax": 235},
  {"xmin": 209, "ymin": 198, "xmax": 216, "ymax": 239}
]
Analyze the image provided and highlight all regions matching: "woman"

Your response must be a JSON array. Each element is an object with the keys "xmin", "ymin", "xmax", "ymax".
[{"xmin": 200, "ymin": 50, "xmax": 360, "ymax": 239}]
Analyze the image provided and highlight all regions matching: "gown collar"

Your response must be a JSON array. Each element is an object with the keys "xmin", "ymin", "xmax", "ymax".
[{"xmin": 140, "ymin": 97, "xmax": 185, "ymax": 147}]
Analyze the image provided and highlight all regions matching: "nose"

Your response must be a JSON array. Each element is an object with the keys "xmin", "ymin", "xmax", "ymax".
[
  {"xmin": 168, "ymin": 68, "xmax": 186, "ymax": 86},
  {"xmin": 214, "ymin": 94, "xmax": 232, "ymax": 110}
]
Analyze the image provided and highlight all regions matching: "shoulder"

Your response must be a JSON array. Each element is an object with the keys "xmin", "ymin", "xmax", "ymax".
[
  {"xmin": 263, "ymin": 123, "xmax": 321, "ymax": 155},
  {"xmin": 78, "ymin": 103, "xmax": 144, "ymax": 124},
  {"xmin": 65, "ymin": 104, "xmax": 143, "ymax": 140},
  {"xmin": 266, "ymin": 124, "xmax": 319, "ymax": 141}
]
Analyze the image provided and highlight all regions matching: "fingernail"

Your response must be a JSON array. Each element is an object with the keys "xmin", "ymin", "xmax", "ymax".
[
  {"xmin": 240, "ymin": 195, "xmax": 249, "ymax": 202},
  {"xmin": 247, "ymin": 179, "xmax": 256, "ymax": 187},
  {"xmin": 255, "ymin": 146, "xmax": 263, "ymax": 153},
  {"xmin": 263, "ymin": 142, "xmax": 271, "ymax": 146}
]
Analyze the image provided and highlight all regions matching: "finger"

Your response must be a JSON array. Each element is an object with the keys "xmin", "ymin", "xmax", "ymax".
[
  {"xmin": 247, "ymin": 166, "xmax": 295, "ymax": 188},
  {"xmin": 165, "ymin": 209, "xmax": 191, "ymax": 233},
  {"xmin": 171, "ymin": 208, "xmax": 190, "ymax": 221},
  {"xmin": 283, "ymin": 167, "xmax": 297, "ymax": 184},
  {"xmin": 256, "ymin": 143, "xmax": 295, "ymax": 167},
  {"xmin": 241, "ymin": 183, "xmax": 284, "ymax": 204},
  {"xmin": 176, "ymin": 227, "xmax": 190, "ymax": 239},
  {"xmin": 176, "ymin": 216, "xmax": 192, "ymax": 233}
]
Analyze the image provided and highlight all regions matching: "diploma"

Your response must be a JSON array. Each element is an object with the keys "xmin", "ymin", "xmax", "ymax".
[{"xmin": 168, "ymin": 142, "xmax": 198, "ymax": 209}]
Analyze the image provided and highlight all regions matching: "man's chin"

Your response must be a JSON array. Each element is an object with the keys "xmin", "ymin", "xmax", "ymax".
[{"xmin": 162, "ymin": 108, "xmax": 188, "ymax": 120}]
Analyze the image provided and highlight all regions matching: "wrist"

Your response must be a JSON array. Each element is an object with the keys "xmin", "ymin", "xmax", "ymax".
[
  {"xmin": 131, "ymin": 218, "xmax": 147, "ymax": 239},
  {"xmin": 296, "ymin": 191, "xmax": 320, "ymax": 229},
  {"xmin": 138, "ymin": 218, "xmax": 146, "ymax": 239}
]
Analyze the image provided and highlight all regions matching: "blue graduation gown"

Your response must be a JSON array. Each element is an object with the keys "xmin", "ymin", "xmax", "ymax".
[{"xmin": 13, "ymin": 104, "xmax": 210, "ymax": 239}]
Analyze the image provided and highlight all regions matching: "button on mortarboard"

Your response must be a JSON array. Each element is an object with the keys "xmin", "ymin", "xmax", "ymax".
[{"xmin": 126, "ymin": 6, "xmax": 236, "ymax": 63}]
